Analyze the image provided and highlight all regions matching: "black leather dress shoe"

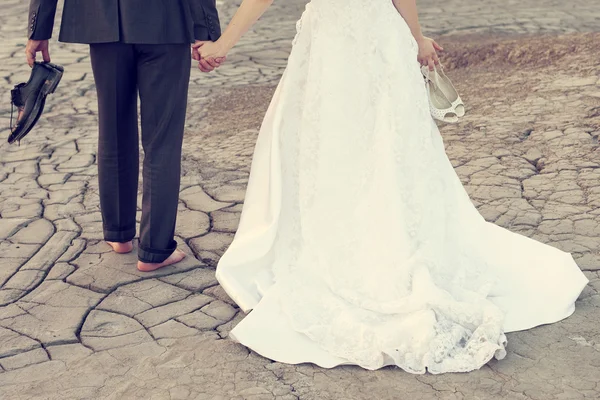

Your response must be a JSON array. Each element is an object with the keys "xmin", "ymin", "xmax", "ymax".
[{"xmin": 9, "ymin": 62, "xmax": 64, "ymax": 144}]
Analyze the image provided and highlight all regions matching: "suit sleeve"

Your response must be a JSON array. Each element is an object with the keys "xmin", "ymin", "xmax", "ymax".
[
  {"xmin": 28, "ymin": 0, "xmax": 59, "ymax": 40},
  {"xmin": 189, "ymin": 0, "xmax": 221, "ymax": 41}
]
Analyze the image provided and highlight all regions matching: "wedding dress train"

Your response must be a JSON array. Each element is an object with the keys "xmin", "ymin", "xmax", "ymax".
[{"xmin": 215, "ymin": 0, "xmax": 588, "ymax": 373}]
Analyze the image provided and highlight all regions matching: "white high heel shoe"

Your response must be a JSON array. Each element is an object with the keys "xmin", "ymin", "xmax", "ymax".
[
  {"xmin": 435, "ymin": 65, "xmax": 465, "ymax": 117},
  {"xmin": 421, "ymin": 66, "xmax": 459, "ymax": 124}
]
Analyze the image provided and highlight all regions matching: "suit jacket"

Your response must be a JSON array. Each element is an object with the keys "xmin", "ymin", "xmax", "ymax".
[{"xmin": 28, "ymin": 0, "xmax": 221, "ymax": 44}]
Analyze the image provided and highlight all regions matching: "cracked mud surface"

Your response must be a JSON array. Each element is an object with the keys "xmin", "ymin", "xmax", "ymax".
[{"xmin": 0, "ymin": 0, "xmax": 599, "ymax": 399}]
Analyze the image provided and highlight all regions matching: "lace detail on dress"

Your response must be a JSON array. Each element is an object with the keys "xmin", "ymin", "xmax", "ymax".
[
  {"xmin": 270, "ymin": 0, "xmax": 508, "ymax": 373},
  {"xmin": 230, "ymin": 0, "xmax": 510, "ymax": 374}
]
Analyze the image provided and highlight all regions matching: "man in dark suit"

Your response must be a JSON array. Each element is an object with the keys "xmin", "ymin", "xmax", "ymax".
[{"xmin": 25, "ymin": 0, "xmax": 222, "ymax": 271}]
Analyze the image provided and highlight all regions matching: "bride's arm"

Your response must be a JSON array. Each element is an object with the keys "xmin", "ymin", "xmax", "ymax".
[
  {"xmin": 193, "ymin": 0, "xmax": 274, "ymax": 62},
  {"xmin": 391, "ymin": 0, "xmax": 425, "ymax": 42},
  {"xmin": 220, "ymin": 0, "xmax": 274, "ymax": 51},
  {"xmin": 392, "ymin": 0, "xmax": 443, "ymax": 70}
]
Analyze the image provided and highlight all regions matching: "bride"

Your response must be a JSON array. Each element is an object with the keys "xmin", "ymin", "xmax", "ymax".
[{"xmin": 195, "ymin": 0, "xmax": 588, "ymax": 373}]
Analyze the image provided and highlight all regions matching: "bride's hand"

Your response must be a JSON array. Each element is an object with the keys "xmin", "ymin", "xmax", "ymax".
[
  {"xmin": 416, "ymin": 36, "xmax": 443, "ymax": 71},
  {"xmin": 192, "ymin": 40, "xmax": 228, "ymax": 72}
]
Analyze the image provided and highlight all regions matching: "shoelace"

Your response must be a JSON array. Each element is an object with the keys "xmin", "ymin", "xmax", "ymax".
[
  {"xmin": 9, "ymin": 101, "xmax": 21, "ymax": 146},
  {"xmin": 9, "ymin": 105, "xmax": 21, "ymax": 146},
  {"xmin": 9, "ymin": 84, "xmax": 26, "ymax": 145}
]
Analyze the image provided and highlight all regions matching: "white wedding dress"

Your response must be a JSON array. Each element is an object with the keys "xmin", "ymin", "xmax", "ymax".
[{"xmin": 215, "ymin": 0, "xmax": 588, "ymax": 374}]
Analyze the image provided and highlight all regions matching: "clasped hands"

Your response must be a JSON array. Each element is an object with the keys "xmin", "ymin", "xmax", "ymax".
[{"xmin": 192, "ymin": 40, "xmax": 228, "ymax": 73}]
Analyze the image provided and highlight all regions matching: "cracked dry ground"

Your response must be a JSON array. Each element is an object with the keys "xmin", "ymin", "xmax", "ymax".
[{"xmin": 1, "ymin": 13, "xmax": 600, "ymax": 400}]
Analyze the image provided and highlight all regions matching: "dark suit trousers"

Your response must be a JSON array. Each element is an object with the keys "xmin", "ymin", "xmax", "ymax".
[{"xmin": 89, "ymin": 43, "xmax": 190, "ymax": 263}]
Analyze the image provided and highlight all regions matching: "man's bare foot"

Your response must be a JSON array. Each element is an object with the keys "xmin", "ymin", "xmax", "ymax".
[
  {"xmin": 107, "ymin": 241, "xmax": 134, "ymax": 254},
  {"xmin": 137, "ymin": 249, "xmax": 186, "ymax": 272}
]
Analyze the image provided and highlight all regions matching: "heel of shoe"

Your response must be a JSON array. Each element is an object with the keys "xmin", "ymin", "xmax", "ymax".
[{"xmin": 43, "ymin": 69, "xmax": 64, "ymax": 95}]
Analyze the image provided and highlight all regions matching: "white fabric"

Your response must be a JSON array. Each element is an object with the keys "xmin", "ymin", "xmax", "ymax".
[{"xmin": 215, "ymin": 0, "xmax": 588, "ymax": 374}]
